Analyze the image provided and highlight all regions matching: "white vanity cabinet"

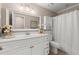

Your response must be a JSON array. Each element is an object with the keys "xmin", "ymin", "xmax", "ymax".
[
  {"xmin": 29, "ymin": 36, "xmax": 49, "ymax": 55},
  {"xmin": 0, "ymin": 35, "xmax": 49, "ymax": 55}
]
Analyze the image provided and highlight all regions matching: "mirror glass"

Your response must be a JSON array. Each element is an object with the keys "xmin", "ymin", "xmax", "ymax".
[{"xmin": 9, "ymin": 11, "xmax": 40, "ymax": 30}]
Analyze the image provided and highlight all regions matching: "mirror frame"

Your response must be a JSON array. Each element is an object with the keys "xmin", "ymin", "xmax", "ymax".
[{"xmin": 10, "ymin": 10, "xmax": 41, "ymax": 31}]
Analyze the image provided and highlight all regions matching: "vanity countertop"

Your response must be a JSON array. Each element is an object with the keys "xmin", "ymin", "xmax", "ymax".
[{"xmin": 0, "ymin": 34, "xmax": 48, "ymax": 43}]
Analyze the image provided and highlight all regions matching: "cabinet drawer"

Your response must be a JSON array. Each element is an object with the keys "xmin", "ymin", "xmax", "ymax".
[
  {"xmin": 44, "ymin": 48, "xmax": 49, "ymax": 55},
  {"xmin": 45, "ymin": 37, "xmax": 49, "ymax": 41},
  {"xmin": 44, "ymin": 43, "xmax": 49, "ymax": 47},
  {"xmin": 0, "ymin": 39, "xmax": 30, "ymax": 52},
  {"xmin": 30, "ymin": 37, "xmax": 42, "ymax": 45},
  {"xmin": 44, "ymin": 43, "xmax": 49, "ymax": 49}
]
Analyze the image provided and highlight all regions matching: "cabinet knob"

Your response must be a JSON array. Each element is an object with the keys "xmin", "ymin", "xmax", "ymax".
[
  {"xmin": 46, "ymin": 38, "xmax": 48, "ymax": 39},
  {"xmin": 30, "ymin": 46, "xmax": 32, "ymax": 48},
  {"xmin": 0, "ymin": 46, "xmax": 3, "ymax": 50},
  {"xmin": 47, "ymin": 51, "xmax": 49, "ymax": 53},
  {"xmin": 31, "ymin": 46, "xmax": 34, "ymax": 48},
  {"xmin": 30, "ymin": 46, "xmax": 34, "ymax": 48}
]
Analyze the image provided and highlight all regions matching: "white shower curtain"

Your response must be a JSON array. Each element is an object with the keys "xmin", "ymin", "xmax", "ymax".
[{"xmin": 53, "ymin": 10, "xmax": 79, "ymax": 54}]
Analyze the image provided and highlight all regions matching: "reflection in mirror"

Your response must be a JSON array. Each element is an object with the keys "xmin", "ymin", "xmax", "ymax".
[
  {"xmin": 30, "ymin": 21, "xmax": 39, "ymax": 29},
  {"xmin": 10, "ymin": 11, "xmax": 40, "ymax": 29},
  {"xmin": 12, "ymin": 14, "xmax": 25, "ymax": 29}
]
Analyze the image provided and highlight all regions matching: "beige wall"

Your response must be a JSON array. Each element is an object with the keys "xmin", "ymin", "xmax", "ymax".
[
  {"xmin": 0, "ymin": 3, "xmax": 57, "ymax": 29},
  {"xmin": 0, "ymin": 4, "xmax": 1, "ymax": 26},
  {"xmin": 30, "ymin": 4, "xmax": 57, "ymax": 16},
  {"xmin": 1, "ymin": 3, "xmax": 57, "ymax": 17},
  {"xmin": 58, "ymin": 4, "xmax": 79, "ymax": 15}
]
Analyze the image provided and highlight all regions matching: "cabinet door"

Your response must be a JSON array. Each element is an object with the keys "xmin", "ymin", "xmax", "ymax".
[
  {"xmin": 20, "ymin": 47, "xmax": 31, "ymax": 55},
  {"xmin": 0, "ymin": 39, "xmax": 31, "ymax": 55},
  {"xmin": 44, "ymin": 48, "xmax": 49, "ymax": 55},
  {"xmin": 0, "ymin": 47, "xmax": 31, "ymax": 55},
  {"xmin": 9, "ymin": 47, "xmax": 31, "ymax": 55},
  {"xmin": 31, "ymin": 43, "xmax": 43, "ymax": 55}
]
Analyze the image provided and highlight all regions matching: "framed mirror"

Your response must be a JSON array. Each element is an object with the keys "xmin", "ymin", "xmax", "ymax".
[{"xmin": 10, "ymin": 10, "xmax": 41, "ymax": 31}]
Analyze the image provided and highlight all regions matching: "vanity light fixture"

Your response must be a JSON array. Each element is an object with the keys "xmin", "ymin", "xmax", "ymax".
[
  {"xmin": 19, "ymin": 4, "xmax": 35, "ymax": 14},
  {"xmin": 48, "ymin": 3, "xmax": 54, "ymax": 7},
  {"xmin": 31, "ymin": 10, "xmax": 35, "ymax": 13},
  {"xmin": 25, "ymin": 6, "xmax": 30, "ymax": 12}
]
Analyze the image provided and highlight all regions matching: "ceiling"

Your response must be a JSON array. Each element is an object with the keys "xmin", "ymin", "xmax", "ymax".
[{"xmin": 35, "ymin": 3, "xmax": 78, "ymax": 13}]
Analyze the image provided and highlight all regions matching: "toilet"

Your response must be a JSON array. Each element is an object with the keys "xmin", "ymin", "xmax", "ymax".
[{"xmin": 50, "ymin": 41, "xmax": 60, "ymax": 54}]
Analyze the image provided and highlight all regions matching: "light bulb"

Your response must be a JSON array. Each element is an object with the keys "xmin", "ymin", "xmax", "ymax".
[
  {"xmin": 19, "ymin": 6, "xmax": 24, "ymax": 11},
  {"xmin": 31, "ymin": 10, "xmax": 35, "ymax": 14},
  {"xmin": 26, "ymin": 7, "xmax": 30, "ymax": 11}
]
